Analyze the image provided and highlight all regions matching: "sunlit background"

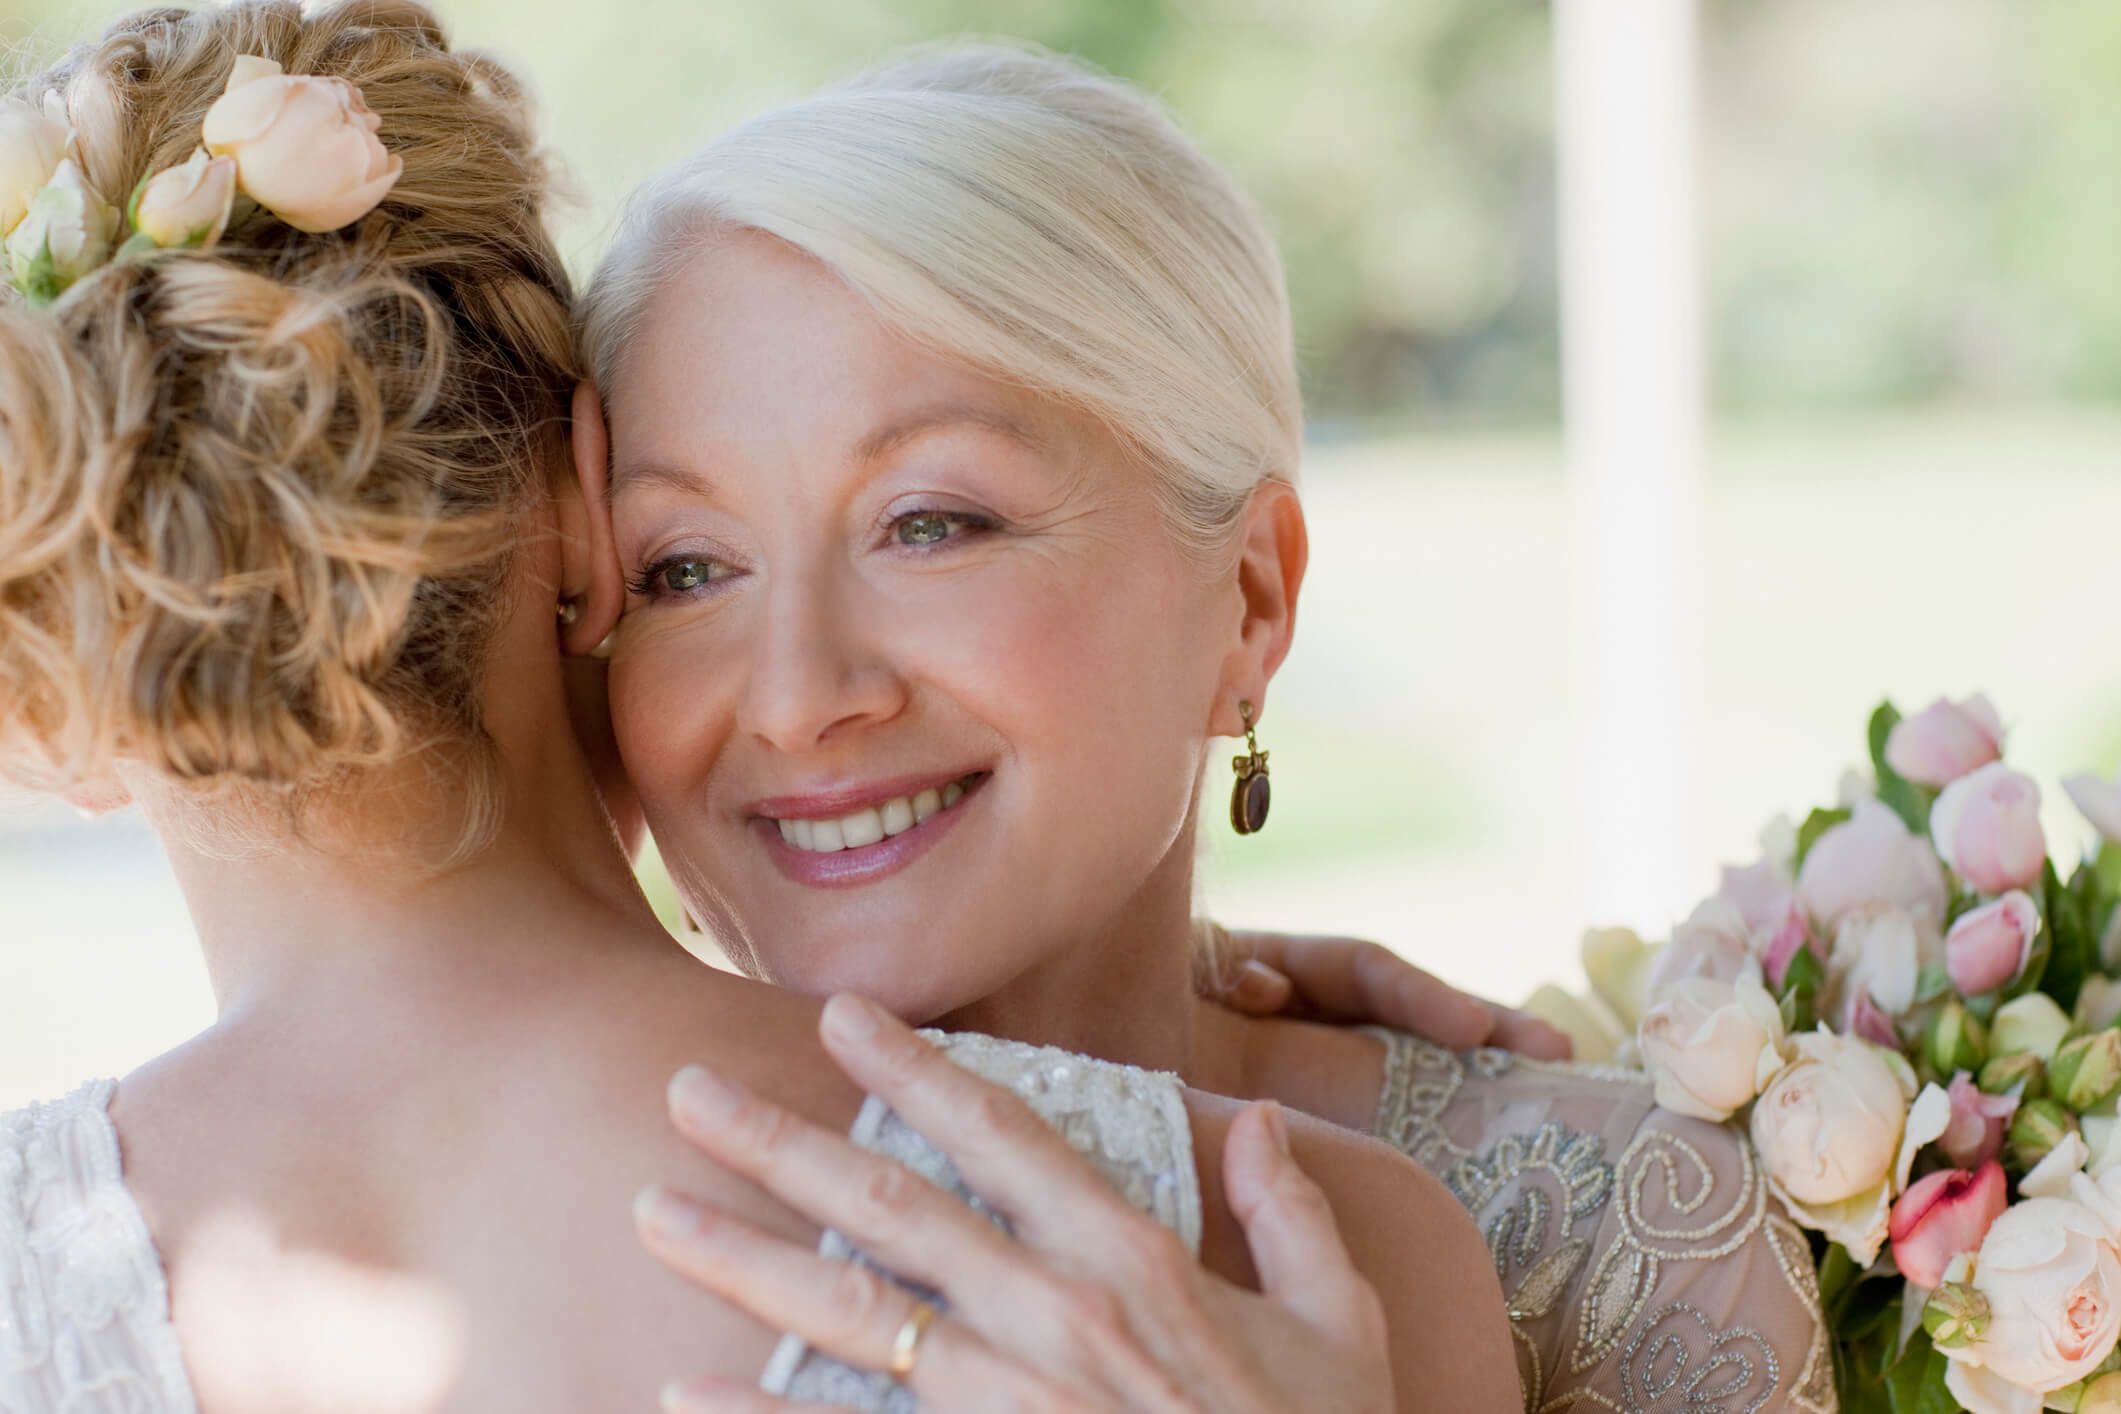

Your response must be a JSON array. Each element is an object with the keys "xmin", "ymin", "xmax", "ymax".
[{"xmin": 5, "ymin": 0, "xmax": 2120, "ymax": 1106}]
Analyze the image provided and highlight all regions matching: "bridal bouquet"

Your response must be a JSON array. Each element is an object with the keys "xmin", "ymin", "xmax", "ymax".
[{"xmin": 1585, "ymin": 698, "xmax": 2121, "ymax": 1414}]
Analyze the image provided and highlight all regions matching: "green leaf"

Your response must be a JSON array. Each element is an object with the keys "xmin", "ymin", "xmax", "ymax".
[
  {"xmin": 2040, "ymin": 858, "xmax": 2093, "ymax": 1011},
  {"xmin": 1883, "ymin": 1329, "xmax": 1958, "ymax": 1414},
  {"xmin": 1867, "ymin": 700, "xmax": 1903, "ymax": 775},
  {"xmin": 113, "ymin": 231, "xmax": 159, "ymax": 263},
  {"xmin": 1796, "ymin": 806, "xmax": 1853, "ymax": 872},
  {"xmin": 15, "ymin": 234, "xmax": 63, "ymax": 307},
  {"xmin": 1866, "ymin": 701, "xmax": 1935, "ymax": 834}
]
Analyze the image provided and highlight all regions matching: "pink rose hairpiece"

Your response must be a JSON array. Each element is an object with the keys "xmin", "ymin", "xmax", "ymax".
[{"xmin": 2, "ymin": 55, "xmax": 402, "ymax": 307}]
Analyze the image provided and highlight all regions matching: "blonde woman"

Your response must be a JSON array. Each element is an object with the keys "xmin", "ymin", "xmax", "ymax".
[
  {"xmin": 573, "ymin": 46, "xmax": 1837, "ymax": 1412},
  {"xmin": 0, "ymin": 6, "xmax": 1519, "ymax": 1411}
]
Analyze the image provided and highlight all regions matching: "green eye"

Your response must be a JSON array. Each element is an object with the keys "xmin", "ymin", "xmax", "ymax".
[
  {"xmin": 897, "ymin": 513, "xmax": 955, "ymax": 546},
  {"xmin": 660, "ymin": 559, "xmax": 717, "ymax": 592}
]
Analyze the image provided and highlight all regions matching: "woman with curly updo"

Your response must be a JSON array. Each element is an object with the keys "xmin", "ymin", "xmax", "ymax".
[{"xmin": 0, "ymin": 5, "xmax": 1511, "ymax": 1410}]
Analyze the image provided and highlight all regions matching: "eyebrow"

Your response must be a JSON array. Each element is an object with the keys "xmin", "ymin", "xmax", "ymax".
[
  {"xmin": 853, "ymin": 404, "xmax": 1045, "ymax": 464},
  {"xmin": 607, "ymin": 404, "xmax": 1044, "ymax": 504}
]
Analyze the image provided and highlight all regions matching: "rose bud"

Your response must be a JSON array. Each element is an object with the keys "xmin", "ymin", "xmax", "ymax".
[
  {"xmin": 1889, "ymin": 1161, "xmax": 2009, "ymax": 1289},
  {"xmin": 2008, "ymin": 1097, "xmax": 2078, "ymax": 1170},
  {"xmin": 203, "ymin": 54, "xmax": 402, "ymax": 233},
  {"xmin": 133, "ymin": 149, "xmax": 237, "ymax": 249},
  {"xmin": 1991, "ymin": 993, "xmax": 2072, "ymax": 1063},
  {"xmin": 0, "ymin": 92, "xmax": 71, "ymax": 237},
  {"xmin": 1922, "ymin": 1279, "xmax": 1991, "ymax": 1350},
  {"xmin": 1977, "ymin": 1051, "xmax": 2044, "ymax": 1099},
  {"xmin": 1944, "ymin": 892, "xmax": 2042, "ymax": 998},
  {"xmin": 4, "ymin": 157, "xmax": 117, "ymax": 299},
  {"xmin": 2067, "ymin": 771, "xmax": 2121, "ymax": 846},
  {"xmin": 1885, "ymin": 695, "xmax": 2006, "ymax": 788},
  {"xmin": 1798, "ymin": 799, "xmax": 1949, "ymax": 932},
  {"xmin": 2050, "ymin": 1029, "xmax": 2121, "ymax": 1114},
  {"xmin": 1931, "ymin": 763, "xmax": 2048, "ymax": 896},
  {"xmin": 1635, "ymin": 974, "xmax": 1787, "ymax": 1123},
  {"xmin": 1928, "ymin": 1001, "xmax": 1990, "ymax": 1077},
  {"xmin": 1938, "ymin": 1071, "xmax": 2018, "ymax": 1170},
  {"xmin": 2079, "ymin": 976, "xmax": 2121, "ymax": 1033}
]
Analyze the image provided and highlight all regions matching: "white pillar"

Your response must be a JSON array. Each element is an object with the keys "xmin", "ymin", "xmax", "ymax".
[{"xmin": 1555, "ymin": 0, "xmax": 1707, "ymax": 930}]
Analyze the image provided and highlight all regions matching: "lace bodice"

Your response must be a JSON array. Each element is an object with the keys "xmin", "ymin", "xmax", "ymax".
[
  {"xmin": 0, "ymin": 1079, "xmax": 196, "ymax": 1414},
  {"xmin": 759, "ymin": 1030, "xmax": 1201, "ymax": 1410},
  {"xmin": 1367, "ymin": 1028, "xmax": 1835, "ymax": 1414}
]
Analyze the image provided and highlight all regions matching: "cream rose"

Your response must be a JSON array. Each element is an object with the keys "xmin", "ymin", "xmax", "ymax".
[
  {"xmin": 1751, "ymin": 1030, "xmax": 1950, "ymax": 1263},
  {"xmin": 1636, "ymin": 972, "xmax": 1786, "ymax": 1123},
  {"xmin": 1943, "ymin": 1195, "xmax": 2121, "ymax": 1405},
  {"xmin": 5, "ymin": 158, "xmax": 117, "ymax": 299},
  {"xmin": 0, "ymin": 93, "xmax": 70, "ymax": 236},
  {"xmin": 202, "ymin": 55, "xmax": 401, "ymax": 233},
  {"xmin": 134, "ymin": 149, "xmax": 238, "ymax": 249}
]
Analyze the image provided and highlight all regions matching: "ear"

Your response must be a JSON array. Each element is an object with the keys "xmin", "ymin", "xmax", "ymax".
[
  {"xmin": 556, "ymin": 381, "xmax": 627, "ymax": 657},
  {"xmin": 1211, "ymin": 479, "xmax": 1308, "ymax": 738}
]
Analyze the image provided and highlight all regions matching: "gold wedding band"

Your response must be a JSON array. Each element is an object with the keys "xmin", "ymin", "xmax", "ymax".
[{"xmin": 886, "ymin": 1300, "xmax": 940, "ymax": 1381}]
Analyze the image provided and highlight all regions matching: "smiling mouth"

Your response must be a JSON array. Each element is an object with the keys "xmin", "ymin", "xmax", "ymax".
[{"xmin": 765, "ymin": 773, "xmax": 987, "ymax": 854}]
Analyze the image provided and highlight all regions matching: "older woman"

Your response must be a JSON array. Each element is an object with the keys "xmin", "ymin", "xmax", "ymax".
[{"xmin": 572, "ymin": 45, "xmax": 1835, "ymax": 1412}]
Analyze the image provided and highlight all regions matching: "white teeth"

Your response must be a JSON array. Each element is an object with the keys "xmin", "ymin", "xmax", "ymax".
[
  {"xmin": 773, "ymin": 779, "xmax": 976, "ymax": 853},
  {"xmin": 840, "ymin": 806, "xmax": 885, "ymax": 849}
]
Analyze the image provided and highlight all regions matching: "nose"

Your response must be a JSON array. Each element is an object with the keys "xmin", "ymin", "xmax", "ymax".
[{"xmin": 734, "ymin": 562, "xmax": 907, "ymax": 754}]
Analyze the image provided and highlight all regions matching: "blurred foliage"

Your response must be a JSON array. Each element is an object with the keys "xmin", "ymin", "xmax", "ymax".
[{"xmin": 3, "ymin": 0, "xmax": 2118, "ymax": 423}]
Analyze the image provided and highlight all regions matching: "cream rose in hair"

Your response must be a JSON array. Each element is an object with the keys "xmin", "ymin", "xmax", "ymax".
[
  {"xmin": 203, "ymin": 55, "xmax": 401, "ymax": 233},
  {"xmin": 0, "ymin": 93, "xmax": 71, "ymax": 236},
  {"xmin": 5, "ymin": 158, "xmax": 117, "ymax": 299},
  {"xmin": 133, "ymin": 150, "xmax": 237, "ymax": 250}
]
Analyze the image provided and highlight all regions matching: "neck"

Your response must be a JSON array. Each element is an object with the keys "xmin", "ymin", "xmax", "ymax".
[
  {"xmin": 931, "ymin": 831, "xmax": 1216, "ymax": 1079},
  {"xmin": 158, "ymin": 724, "xmax": 660, "ymax": 1022}
]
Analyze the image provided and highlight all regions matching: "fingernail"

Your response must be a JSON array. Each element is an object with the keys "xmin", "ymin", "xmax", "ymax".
[
  {"xmin": 822, "ymin": 993, "xmax": 881, "ymax": 1044},
  {"xmin": 1261, "ymin": 1100, "xmax": 1291, "ymax": 1155},
  {"xmin": 633, "ymin": 1185, "xmax": 698, "ymax": 1242},
  {"xmin": 669, "ymin": 1064, "xmax": 738, "ymax": 1127},
  {"xmin": 661, "ymin": 1377, "xmax": 722, "ymax": 1414},
  {"xmin": 1236, "ymin": 959, "xmax": 1282, "ymax": 999}
]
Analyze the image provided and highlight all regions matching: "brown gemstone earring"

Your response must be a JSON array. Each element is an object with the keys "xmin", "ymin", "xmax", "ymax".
[{"xmin": 1229, "ymin": 700, "xmax": 1271, "ymax": 835}]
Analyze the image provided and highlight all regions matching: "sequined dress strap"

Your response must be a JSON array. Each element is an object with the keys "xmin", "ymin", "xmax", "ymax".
[
  {"xmin": 758, "ymin": 1031, "xmax": 1202, "ymax": 1410},
  {"xmin": 0, "ymin": 1079, "xmax": 199, "ymax": 1413}
]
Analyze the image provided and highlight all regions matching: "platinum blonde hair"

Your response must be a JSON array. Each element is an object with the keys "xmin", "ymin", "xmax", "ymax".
[{"xmin": 579, "ymin": 43, "xmax": 1302, "ymax": 558}]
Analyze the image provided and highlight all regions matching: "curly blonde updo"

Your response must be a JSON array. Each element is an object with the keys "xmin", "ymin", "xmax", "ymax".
[{"xmin": 0, "ymin": 0, "xmax": 576, "ymax": 817}]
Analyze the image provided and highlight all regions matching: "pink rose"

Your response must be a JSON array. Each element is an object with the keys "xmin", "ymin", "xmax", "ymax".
[
  {"xmin": 1798, "ymin": 799, "xmax": 1950, "ymax": 932},
  {"xmin": 1939, "ymin": 1073, "xmax": 2019, "ymax": 1170},
  {"xmin": 1644, "ymin": 900, "xmax": 1753, "ymax": 1003},
  {"xmin": 1946, "ymin": 892, "xmax": 2042, "ymax": 998},
  {"xmin": 1712, "ymin": 858, "xmax": 1822, "ymax": 989},
  {"xmin": 1843, "ymin": 989, "xmax": 1901, "ymax": 1048},
  {"xmin": 1890, "ymin": 1161, "xmax": 2009, "ymax": 1289},
  {"xmin": 1886, "ymin": 696, "xmax": 2006, "ymax": 788},
  {"xmin": 1932, "ymin": 763, "xmax": 2048, "ymax": 895}
]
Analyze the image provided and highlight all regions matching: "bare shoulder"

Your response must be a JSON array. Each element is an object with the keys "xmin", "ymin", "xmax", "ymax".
[{"xmin": 1184, "ymin": 1090, "xmax": 1521, "ymax": 1414}]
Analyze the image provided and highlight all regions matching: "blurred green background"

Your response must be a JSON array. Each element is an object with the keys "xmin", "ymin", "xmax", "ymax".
[{"xmin": 4, "ymin": 0, "xmax": 2120, "ymax": 1103}]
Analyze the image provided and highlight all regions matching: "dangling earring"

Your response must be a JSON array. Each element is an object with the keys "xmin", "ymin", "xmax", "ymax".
[
  {"xmin": 1229, "ymin": 700, "xmax": 1271, "ymax": 835},
  {"xmin": 556, "ymin": 596, "xmax": 582, "ymax": 627}
]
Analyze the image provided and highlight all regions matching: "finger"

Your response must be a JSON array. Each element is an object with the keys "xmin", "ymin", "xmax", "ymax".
[
  {"xmin": 662, "ymin": 1065, "xmax": 1026, "ymax": 1299},
  {"xmin": 1484, "ymin": 1005, "xmax": 1573, "ymax": 1060},
  {"xmin": 815, "ymin": 996, "xmax": 1142, "ymax": 1243},
  {"xmin": 1220, "ymin": 1102, "xmax": 1377, "ymax": 1336},
  {"xmin": 660, "ymin": 1377, "xmax": 798, "ymax": 1413},
  {"xmin": 1207, "ymin": 958, "xmax": 1294, "ymax": 1016},
  {"xmin": 639, "ymin": 1189, "xmax": 1075, "ymax": 1414},
  {"xmin": 1232, "ymin": 933, "xmax": 1497, "ymax": 1048}
]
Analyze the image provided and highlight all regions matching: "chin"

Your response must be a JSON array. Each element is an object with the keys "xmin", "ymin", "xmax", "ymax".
[{"xmin": 756, "ymin": 932, "xmax": 990, "ymax": 1029}]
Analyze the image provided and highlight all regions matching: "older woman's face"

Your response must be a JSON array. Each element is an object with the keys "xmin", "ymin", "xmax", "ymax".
[{"xmin": 598, "ymin": 233, "xmax": 1239, "ymax": 1020}]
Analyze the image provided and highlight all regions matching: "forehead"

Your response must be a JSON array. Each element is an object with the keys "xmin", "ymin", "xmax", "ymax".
[{"xmin": 608, "ymin": 231, "xmax": 1021, "ymax": 441}]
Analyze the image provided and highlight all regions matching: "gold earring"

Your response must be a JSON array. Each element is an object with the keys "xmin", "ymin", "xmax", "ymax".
[{"xmin": 1229, "ymin": 701, "xmax": 1270, "ymax": 835}]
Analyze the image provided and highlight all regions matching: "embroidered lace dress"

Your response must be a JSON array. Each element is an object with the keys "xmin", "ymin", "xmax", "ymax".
[
  {"xmin": 0, "ymin": 1037, "xmax": 1200, "ymax": 1414},
  {"xmin": 1367, "ymin": 1028, "xmax": 1836, "ymax": 1414}
]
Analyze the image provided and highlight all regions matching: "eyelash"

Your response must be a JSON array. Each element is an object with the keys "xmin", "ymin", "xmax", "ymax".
[{"xmin": 627, "ymin": 509, "xmax": 1002, "ymax": 605}]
